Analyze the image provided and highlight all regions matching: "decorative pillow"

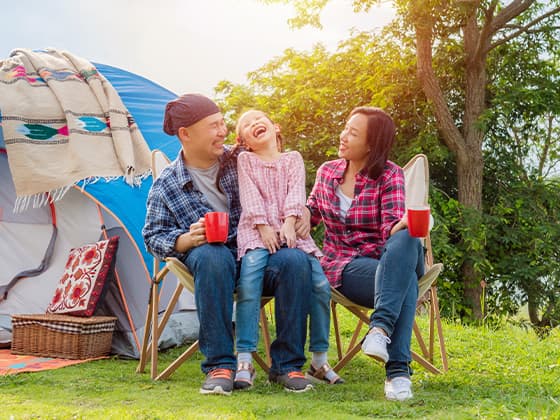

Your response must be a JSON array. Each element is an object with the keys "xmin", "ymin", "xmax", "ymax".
[{"xmin": 46, "ymin": 236, "xmax": 119, "ymax": 316}]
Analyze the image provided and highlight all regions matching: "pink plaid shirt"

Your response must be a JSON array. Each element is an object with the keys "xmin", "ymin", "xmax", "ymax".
[
  {"xmin": 237, "ymin": 150, "xmax": 322, "ymax": 259},
  {"xmin": 307, "ymin": 159, "xmax": 405, "ymax": 288}
]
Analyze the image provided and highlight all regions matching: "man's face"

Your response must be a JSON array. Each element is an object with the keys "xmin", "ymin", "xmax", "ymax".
[{"xmin": 181, "ymin": 112, "xmax": 227, "ymax": 163}]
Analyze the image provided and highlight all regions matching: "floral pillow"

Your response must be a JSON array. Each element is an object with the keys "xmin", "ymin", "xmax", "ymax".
[{"xmin": 46, "ymin": 236, "xmax": 119, "ymax": 316}]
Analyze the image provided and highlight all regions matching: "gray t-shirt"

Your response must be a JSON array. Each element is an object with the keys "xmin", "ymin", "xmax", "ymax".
[{"xmin": 186, "ymin": 162, "xmax": 228, "ymax": 213}]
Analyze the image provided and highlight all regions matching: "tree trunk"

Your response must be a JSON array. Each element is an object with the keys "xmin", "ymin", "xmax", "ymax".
[
  {"xmin": 460, "ymin": 7, "xmax": 488, "ymax": 319},
  {"xmin": 456, "ymin": 150, "xmax": 484, "ymax": 319},
  {"xmin": 415, "ymin": 5, "xmax": 486, "ymax": 319}
]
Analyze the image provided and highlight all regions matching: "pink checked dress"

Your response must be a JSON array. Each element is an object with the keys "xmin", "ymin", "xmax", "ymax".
[{"xmin": 236, "ymin": 150, "xmax": 322, "ymax": 259}]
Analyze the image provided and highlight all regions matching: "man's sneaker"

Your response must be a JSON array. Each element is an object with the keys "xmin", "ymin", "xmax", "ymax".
[
  {"xmin": 233, "ymin": 361, "xmax": 256, "ymax": 390},
  {"xmin": 384, "ymin": 377, "xmax": 413, "ymax": 401},
  {"xmin": 361, "ymin": 328, "xmax": 391, "ymax": 363},
  {"xmin": 269, "ymin": 370, "xmax": 314, "ymax": 393},
  {"xmin": 199, "ymin": 368, "xmax": 235, "ymax": 395}
]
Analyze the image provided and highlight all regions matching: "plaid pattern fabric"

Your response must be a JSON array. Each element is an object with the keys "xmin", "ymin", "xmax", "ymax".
[
  {"xmin": 307, "ymin": 159, "xmax": 405, "ymax": 288},
  {"xmin": 237, "ymin": 151, "xmax": 321, "ymax": 259},
  {"xmin": 12, "ymin": 316, "xmax": 116, "ymax": 335},
  {"xmin": 143, "ymin": 147, "xmax": 241, "ymax": 260}
]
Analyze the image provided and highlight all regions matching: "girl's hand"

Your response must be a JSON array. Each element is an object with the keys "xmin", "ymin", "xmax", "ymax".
[
  {"xmin": 279, "ymin": 222, "xmax": 297, "ymax": 248},
  {"xmin": 257, "ymin": 224, "xmax": 280, "ymax": 253}
]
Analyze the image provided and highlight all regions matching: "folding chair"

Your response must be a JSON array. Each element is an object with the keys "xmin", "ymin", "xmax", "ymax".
[
  {"xmin": 136, "ymin": 149, "xmax": 272, "ymax": 380},
  {"xmin": 330, "ymin": 154, "xmax": 448, "ymax": 375}
]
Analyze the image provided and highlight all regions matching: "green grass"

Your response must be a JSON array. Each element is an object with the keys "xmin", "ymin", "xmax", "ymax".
[{"xmin": 1, "ymin": 313, "xmax": 559, "ymax": 419}]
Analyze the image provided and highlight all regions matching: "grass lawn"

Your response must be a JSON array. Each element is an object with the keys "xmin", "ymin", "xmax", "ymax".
[{"xmin": 1, "ymin": 312, "xmax": 559, "ymax": 419}]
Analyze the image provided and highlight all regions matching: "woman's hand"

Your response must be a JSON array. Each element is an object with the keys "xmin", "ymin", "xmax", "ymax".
[
  {"xmin": 257, "ymin": 224, "xmax": 280, "ymax": 253},
  {"xmin": 175, "ymin": 217, "xmax": 207, "ymax": 252},
  {"xmin": 295, "ymin": 207, "xmax": 311, "ymax": 239},
  {"xmin": 390, "ymin": 214, "xmax": 408, "ymax": 236}
]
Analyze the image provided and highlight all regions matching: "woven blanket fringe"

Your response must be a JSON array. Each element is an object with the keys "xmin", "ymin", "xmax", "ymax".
[
  {"xmin": 13, "ymin": 186, "xmax": 71, "ymax": 213},
  {"xmin": 77, "ymin": 170, "xmax": 151, "ymax": 190}
]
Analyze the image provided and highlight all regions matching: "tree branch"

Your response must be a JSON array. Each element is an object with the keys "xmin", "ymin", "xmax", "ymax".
[
  {"xmin": 415, "ymin": 21, "xmax": 466, "ymax": 157},
  {"xmin": 489, "ymin": 6, "xmax": 560, "ymax": 52},
  {"xmin": 489, "ymin": 0, "xmax": 535, "ymax": 35}
]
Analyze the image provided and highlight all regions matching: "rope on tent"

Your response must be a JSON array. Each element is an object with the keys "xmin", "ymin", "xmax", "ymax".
[{"xmin": 0, "ymin": 195, "xmax": 57, "ymax": 302}]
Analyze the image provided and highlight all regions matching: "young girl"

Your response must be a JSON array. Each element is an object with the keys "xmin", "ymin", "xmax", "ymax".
[{"xmin": 233, "ymin": 109, "xmax": 343, "ymax": 390}]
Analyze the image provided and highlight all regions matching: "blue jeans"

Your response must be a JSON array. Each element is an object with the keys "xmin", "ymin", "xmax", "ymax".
[
  {"xmin": 337, "ymin": 229, "xmax": 424, "ymax": 379},
  {"xmin": 236, "ymin": 248, "xmax": 331, "ymax": 354},
  {"xmin": 185, "ymin": 244, "xmax": 311, "ymax": 375}
]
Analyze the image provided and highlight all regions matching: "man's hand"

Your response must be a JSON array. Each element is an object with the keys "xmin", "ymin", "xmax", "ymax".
[
  {"xmin": 175, "ymin": 217, "xmax": 207, "ymax": 252},
  {"xmin": 295, "ymin": 207, "xmax": 311, "ymax": 239}
]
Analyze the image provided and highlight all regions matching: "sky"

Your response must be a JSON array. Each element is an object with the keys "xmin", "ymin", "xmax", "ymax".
[{"xmin": 1, "ymin": 0, "xmax": 395, "ymax": 96}]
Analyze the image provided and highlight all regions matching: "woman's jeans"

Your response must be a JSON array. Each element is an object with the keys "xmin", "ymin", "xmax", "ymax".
[
  {"xmin": 185, "ymin": 244, "xmax": 311, "ymax": 375},
  {"xmin": 337, "ymin": 229, "xmax": 424, "ymax": 379},
  {"xmin": 236, "ymin": 248, "xmax": 331, "ymax": 354}
]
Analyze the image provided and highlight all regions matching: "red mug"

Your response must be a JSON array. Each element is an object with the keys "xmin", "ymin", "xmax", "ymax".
[
  {"xmin": 407, "ymin": 206, "xmax": 430, "ymax": 238},
  {"xmin": 204, "ymin": 212, "xmax": 229, "ymax": 243}
]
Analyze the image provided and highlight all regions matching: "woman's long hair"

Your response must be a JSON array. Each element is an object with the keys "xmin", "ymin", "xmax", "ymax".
[{"xmin": 349, "ymin": 107, "xmax": 396, "ymax": 179}]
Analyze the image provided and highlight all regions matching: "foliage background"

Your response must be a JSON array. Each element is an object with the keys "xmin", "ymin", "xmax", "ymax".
[{"xmin": 215, "ymin": 0, "xmax": 560, "ymax": 332}]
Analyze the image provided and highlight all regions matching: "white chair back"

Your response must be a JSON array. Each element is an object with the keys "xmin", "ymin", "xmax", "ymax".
[{"xmin": 403, "ymin": 154, "xmax": 429, "ymax": 208}]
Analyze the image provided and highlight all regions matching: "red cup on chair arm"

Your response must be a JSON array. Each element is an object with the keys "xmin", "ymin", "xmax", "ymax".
[
  {"xmin": 407, "ymin": 206, "xmax": 430, "ymax": 238},
  {"xmin": 204, "ymin": 212, "xmax": 229, "ymax": 243}
]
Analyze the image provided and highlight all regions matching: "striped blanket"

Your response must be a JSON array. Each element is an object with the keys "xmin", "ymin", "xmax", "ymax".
[{"xmin": 0, "ymin": 48, "xmax": 151, "ymax": 211}]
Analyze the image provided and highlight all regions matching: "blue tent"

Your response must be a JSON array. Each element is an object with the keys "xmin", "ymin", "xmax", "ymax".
[
  {"xmin": 87, "ymin": 62, "xmax": 181, "ymax": 277},
  {"xmin": 0, "ymin": 62, "xmax": 194, "ymax": 357}
]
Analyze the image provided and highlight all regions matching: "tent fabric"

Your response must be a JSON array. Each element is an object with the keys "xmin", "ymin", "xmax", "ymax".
[
  {"xmin": 0, "ymin": 49, "xmax": 152, "ymax": 204},
  {"xmin": 0, "ymin": 61, "xmax": 194, "ymax": 358}
]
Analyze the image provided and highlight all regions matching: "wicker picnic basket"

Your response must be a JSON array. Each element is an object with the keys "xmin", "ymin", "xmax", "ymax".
[{"xmin": 11, "ymin": 314, "xmax": 117, "ymax": 359}]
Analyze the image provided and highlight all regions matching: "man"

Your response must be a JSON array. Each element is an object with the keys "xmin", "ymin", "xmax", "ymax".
[{"xmin": 143, "ymin": 94, "xmax": 313, "ymax": 395}]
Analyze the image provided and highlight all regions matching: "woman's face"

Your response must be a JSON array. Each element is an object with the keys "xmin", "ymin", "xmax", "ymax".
[
  {"xmin": 338, "ymin": 113, "xmax": 369, "ymax": 162},
  {"xmin": 236, "ymin": 110, "xmax": 279, "ymax": 152}
]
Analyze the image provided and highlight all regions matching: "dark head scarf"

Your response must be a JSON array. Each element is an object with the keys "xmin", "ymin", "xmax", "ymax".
[{"xmin": 163, "ymin": 93, "xmax": 220, "ymax": 135}]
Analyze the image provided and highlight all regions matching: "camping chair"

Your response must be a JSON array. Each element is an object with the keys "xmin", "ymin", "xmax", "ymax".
[
  {"xmin": 136, "ymin": 150, "xmax": 273, "ymax": 380},
  {"xmin": 330, "ymin": 154, "xmax": 448, "ymax": 375}
]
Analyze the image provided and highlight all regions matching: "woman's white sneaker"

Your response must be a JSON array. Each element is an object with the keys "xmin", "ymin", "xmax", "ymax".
[
  {"xmin": 361, "ymin": 329, "xmax": 391, "ymax": 363},
  {"xmin": 384, "ymin": 377, "xmax": 413, "ymax": 401}
]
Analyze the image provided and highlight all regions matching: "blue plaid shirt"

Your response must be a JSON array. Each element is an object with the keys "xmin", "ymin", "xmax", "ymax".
[{"xmin": 143, "ymin": 146, "xmax": 241, "ymax": 260}]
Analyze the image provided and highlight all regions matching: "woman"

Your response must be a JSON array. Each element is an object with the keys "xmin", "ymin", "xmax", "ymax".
[{"xmin": 307, "ymin": 106, "xmax": 424, "ymax": 401}]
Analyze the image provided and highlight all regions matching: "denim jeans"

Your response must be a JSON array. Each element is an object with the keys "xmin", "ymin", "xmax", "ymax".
[
  {"xmin": 337, "ymin": 229, "xmax": 424, "ymax": 379},
  {"xmin": 185, "ymin": 244, "xmax": 237, "ymax": 374},
  {"xmin": 236, "ymin": 248, "xmax": 331, "ymax": 354},
  {"xmin": 185, "ymin": 244, "xmax": 311, "ymax": 375}
]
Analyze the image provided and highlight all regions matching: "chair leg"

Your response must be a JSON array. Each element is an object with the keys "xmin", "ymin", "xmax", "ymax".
[
  {"xmin": 259, "ymin": 307, "xmax": 272, "ymax": 369},
  {"xmin": 155, "ymin": 341, "xmax": 200, "ymax": 380},
  {"xmin": 253, "ymin": 352, "xmax": 270, "ymax": 373},
  {"xmin": 413, "ymin": 319, "xmax": 431, "ymax": 360},
  {"xmin": 333, "ymin": 340, "xmax": 363, "ymax": 372},
  {"xmin": 431, "ymin": 287, "xmax": 449, "ymax": 371},
  {"xmin": 411, "ymin": 350, "xmax": 442, "ymax": 374},
  {"xmin": 136, "ymin": 286, "xmax": 154, "ymax": 374},
  {"xmin": 150, "ymin": 282, "xmax": 160, "ymax": 380},
  {"xmin": 150, "ymin": 282, "xmax": 184, "ymax": 380},
  {"xmin": 156, "ymin": 283, "xmax": 183, "ymax": 338},
  {"xmin": 331, "ymin": 301, "xmax": 343, "ymax": 361}
]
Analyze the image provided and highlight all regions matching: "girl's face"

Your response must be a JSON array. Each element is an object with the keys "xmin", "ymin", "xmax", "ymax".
[
  {"xmin": 237, "ymin": 110, "xmax": 279, "ymax": 152},
  {"xmin": 338, "ymin": 113, "xmax": 370, "ymax": 162}
]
